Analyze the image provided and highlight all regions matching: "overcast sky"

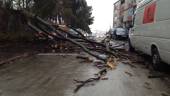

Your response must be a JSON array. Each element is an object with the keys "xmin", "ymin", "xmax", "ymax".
[{"xmin": 86, "ymin": 0, "xmax": 117, "ymax": 33}]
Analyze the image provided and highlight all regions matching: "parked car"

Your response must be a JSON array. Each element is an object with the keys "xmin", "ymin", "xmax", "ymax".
[
  {"xmin": 112, "ymin": 28, "xmax": 128, "ymax": 39},
  {"xmin": 129, "ymin": 0, "xmax": 170, "ymax": 70}
]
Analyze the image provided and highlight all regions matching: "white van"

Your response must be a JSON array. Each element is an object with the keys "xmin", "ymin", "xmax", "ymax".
[{"xmin": 129, "ymin": 0, "xmax": 170, "ymax": 69}]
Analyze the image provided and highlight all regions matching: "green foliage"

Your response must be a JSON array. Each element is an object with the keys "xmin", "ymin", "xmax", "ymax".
[
  {"xmin": 70, "ymin": 0, "xmax": 94, "ymax": 33},
  {"xmin": 32, "ymin": 0, "xmax": 56, "ymax": 17},
  {"xmin": 2, "ymin": 0, "xmax": 94, "ymax": 33}
]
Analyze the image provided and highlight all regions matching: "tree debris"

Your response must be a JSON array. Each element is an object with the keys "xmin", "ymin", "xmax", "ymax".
[
  {"xmin": 74, "ymin": 68, "xmax": 108, "ymax": 93},
  {"xmin": 161, "ymin": 92, "xmax": 170, "ymax": 96},
  {"xmin": 106, "ymin": 57, "xmax": 118, "ymax": 69},
  {"xmin": 143, "ymin": 82, "xmax": 152, "ymax": 90},
  {"xmin": 148, "ymin": 75, "xmax": 167, "ymax": 79},
  {"xmin": 125, "ymin": 71, "xmax": 133, "ymax": 77}
]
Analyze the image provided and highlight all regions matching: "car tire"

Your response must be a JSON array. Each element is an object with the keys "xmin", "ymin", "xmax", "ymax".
[
  {"xmin": 128, "ymin": 39, "xmax": 135, "ymax": 52},
  {"xmin": 151, "ymin": 47, "xmax": 162, "ymax": 70}
]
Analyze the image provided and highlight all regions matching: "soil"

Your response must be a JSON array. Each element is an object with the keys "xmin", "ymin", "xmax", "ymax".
[{"xmin": 0, "ymin": 41, "xmax": 43, "ymax": 62}]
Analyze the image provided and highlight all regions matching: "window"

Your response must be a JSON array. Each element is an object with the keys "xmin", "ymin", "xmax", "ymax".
[{"xmin": 121, "ymin": 0, "xmax": 125, "ymax": 4}]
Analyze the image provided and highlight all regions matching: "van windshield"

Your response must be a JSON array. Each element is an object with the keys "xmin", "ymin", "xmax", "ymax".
[{"xmin": 137, "ymin": 0, "xmax": 152, "ymax": 8}]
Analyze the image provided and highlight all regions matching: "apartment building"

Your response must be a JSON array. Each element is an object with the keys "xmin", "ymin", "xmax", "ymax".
[
  {"xmin": 113, "ymin": 0, "xmax": 142, "ymax": 29},
  {"xmin": 113, "ymin": 0, "xmax": 121, "ymax": 27}
]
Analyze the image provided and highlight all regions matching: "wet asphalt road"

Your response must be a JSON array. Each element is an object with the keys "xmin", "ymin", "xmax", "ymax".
[{"xmin": 0, "ymin": 53, "xmax": 169, "ymax": 96}]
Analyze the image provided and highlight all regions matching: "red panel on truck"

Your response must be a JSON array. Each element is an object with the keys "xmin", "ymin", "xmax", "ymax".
[{"xmin": 143, "ymin": 2, "xmax": 156, "ymax": 24}]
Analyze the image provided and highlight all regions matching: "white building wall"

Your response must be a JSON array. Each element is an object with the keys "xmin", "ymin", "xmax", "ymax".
[
  {"xmin": 113, "ymin": 0, "xmax": 140, "ymax": 28},
  {"xmin": 123, "ymin": 0, "xmax": 136, "ymax": 22},
  {"xmin": 113, "ymin": 0, "xmax": 121, "ymax": 27}
]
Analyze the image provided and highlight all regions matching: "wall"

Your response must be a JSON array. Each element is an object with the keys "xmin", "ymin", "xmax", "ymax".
[
  {"xmin": 123, "ymin": 0, "xmax": 136, "ymax": 22},
  {"xmin": 113, "ymin": 0, "xmax": 138, "ymax": 28},
  {"xmin": 113, "ymin": 0, "xmax": 121, "ymax": 27}
]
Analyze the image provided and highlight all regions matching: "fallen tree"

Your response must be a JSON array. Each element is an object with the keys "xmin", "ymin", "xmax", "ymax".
[
  {"xmin": 19, "ymin": 11, "xmax": 115, "ymax": 62},
  {"xmin": 17, "ymin": 10, "xmax": 124, "ymax": 93},
  {"xmin": 20, "ymin": 10, "xmax": 121, "ymax": 62}
]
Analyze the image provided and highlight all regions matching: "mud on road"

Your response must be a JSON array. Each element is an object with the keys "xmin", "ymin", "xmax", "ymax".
[{"xmin": 0, "ymin": 51, "xmax": 169, "ymax": 96}]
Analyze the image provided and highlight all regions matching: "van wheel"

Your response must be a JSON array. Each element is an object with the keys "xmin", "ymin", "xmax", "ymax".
[
  {"xmin": 128, "ymin": 39, "xmax": 135, "ymax": 52},
  {"xmin": 152, "ymin": 48, "xmax": 162, "ymax": 70}
]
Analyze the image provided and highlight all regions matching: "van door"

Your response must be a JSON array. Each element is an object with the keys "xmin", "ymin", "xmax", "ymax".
[
  {"xmin": 132, "ymin": 0, "xmax": 156, "ymax": 54},
  {"xmin": 154, "ymin": 0, "xmax": 170, "ymax": 64}
]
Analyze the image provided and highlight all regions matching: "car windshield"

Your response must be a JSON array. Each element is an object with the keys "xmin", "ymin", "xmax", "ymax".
[{"xmin": 116, "ymin": 28, "xmax": 125, "ymax": 32}]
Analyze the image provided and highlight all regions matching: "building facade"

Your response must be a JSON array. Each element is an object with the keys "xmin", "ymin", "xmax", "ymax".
[
  {"xmin": 113, "ymin": 0, "xmax": 121, "ymax": 27},
  {"xmin": 113, "ymin": 0, "xmax": 142, "ymax": 29}
]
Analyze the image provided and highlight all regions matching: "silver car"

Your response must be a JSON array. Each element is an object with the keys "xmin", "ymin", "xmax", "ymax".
[{"xmin": 113, "ymin": 28, "xmax": 128, "ymax": 39}]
